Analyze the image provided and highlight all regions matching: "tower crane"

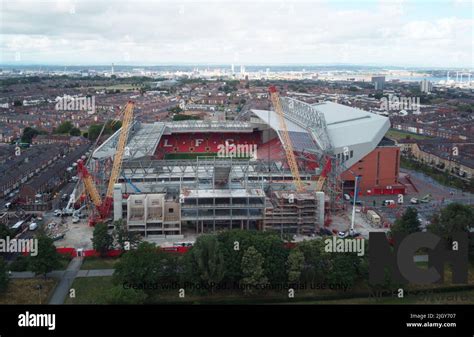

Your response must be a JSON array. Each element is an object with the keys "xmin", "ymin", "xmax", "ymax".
[
  {"xmin": 316, "ymin": 156, "xmax": 332, "ymax": 191},
  {"xmin": 268, "ymin": 86, "xmax": 305, "ymax": 193},
  {"xmin": 77, "ymin": 101, "xmax": 135, "ymax": 225}
]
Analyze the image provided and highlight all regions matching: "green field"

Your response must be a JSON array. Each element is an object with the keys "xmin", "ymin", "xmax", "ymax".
[
  {"xmin": 164, "ymin": 152, "xmax": 218, "ymax": 160},
  {"xmin": 65, "ymin": 275, "xmax": 474, "ymax": 305},
  {"xmin": 164, "ymin": 153, "xmax": 251, "ymax": 160},
  {"xmin": 0, "ymin": 278, "xmax": 57, "ymax": 304},
  {"xmin": 66, "ymin": 277, "xmax": 113, "ymax": 304},
  {"xmin": 81, "ymin": 257, "xmax": 121, "ymax": 270},
  {"xmin": 290, "ymin": 289, "xmax": 474, "ymax": 305},
  {"xmin": 386, "ymin": 129, "xmax": 432, "ymax": 140}
]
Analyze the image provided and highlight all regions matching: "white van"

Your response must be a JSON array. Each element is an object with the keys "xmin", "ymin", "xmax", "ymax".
[{"xmin": 367, "ymin": 210, "xmax": 381, "ymax": 224}]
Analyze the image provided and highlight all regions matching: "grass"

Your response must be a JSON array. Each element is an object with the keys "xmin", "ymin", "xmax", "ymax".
[
  {"xmin": 8, "ymin": 255, "xmax": 71, "ymax": 272},
  {"xmin": 164, "ymin": 152, "xmax": 217, "ymax": 160},
  {"xmin": 386, "ymin": 129, "xmax": 432, "ymax": 141},
  {"xmin": 65, "ymin": 276, "xmax": 114, "ymax": 304},
  {"xmin": 401, "ymin": 156, "xmax": 472, "ymax": 192},
  {"xmin": 81, "ymin": 257, "xmax": 120, "ymax": 270},
  {"xmin": 0, "ymin": 278, "xmax": 57, "ymax": 304},
  {"xmin": 289, "ymin": 289, "xmax": 474, "ymax": 305},
  {"xmin": 62, "ymin": 274, "xmax": 474, "ymax": 305},
  {"xmin": 164, "ymin": 152, "xmax": 251, "ymax": 160},
  {"xmin": 58, "ymin": 256, "xmax": 72, "ymax": 270}
]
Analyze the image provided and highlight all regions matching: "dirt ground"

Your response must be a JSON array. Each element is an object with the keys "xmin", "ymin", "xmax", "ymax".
[{"xmin": 46, "ymin": 213, "xmax": 94, "ymax": 250}]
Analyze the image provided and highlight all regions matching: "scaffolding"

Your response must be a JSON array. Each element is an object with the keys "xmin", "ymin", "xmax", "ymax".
[{"xmin": 264, "ymin": 191, "xmax": 324, "ymax": 235}]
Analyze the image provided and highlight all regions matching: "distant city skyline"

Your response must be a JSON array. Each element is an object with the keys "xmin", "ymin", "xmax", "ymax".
[{"xmin": 0, "ymin": 0, "xmax": 472, "ymax": 68}]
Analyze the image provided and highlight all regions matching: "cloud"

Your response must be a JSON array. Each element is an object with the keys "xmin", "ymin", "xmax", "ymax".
[{"xmin": 0, "ymin": 0, "xmax": 472, "ymax": 67}]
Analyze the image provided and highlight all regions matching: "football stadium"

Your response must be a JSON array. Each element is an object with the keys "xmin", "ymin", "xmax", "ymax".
[{"xmin": 90, "ymin": 96, "xmax": 403, "ymax": 237}]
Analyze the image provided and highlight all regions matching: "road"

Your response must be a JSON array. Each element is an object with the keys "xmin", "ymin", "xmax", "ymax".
[{"xmin": 48, "ymin": 256, "xmax": 83, "ymax": 304}]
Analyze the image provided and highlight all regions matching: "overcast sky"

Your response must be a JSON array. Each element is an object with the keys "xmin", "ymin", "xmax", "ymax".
[{"xmin": 0, "ymin": 0, "xmax": 472, "ymax": 67}]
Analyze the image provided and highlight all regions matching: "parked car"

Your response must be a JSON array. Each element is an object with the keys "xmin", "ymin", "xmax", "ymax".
[
  {"xmin": 343, "ymin": 193, "xmax": 351, "ymax": 201},
  {"xmin": 29, "ymin": 222, "xmax": 38, "ymax": 231},
  {"xmin": 383, "ymin": 200, "xmax": 396, "ymax": 206},
  {"xmin": 410, "ymin": 197, "xmax": 419, "ymax": 204},
  {"xmin": 338, "ymin": 231, "xmax": 348, "ymax": 238},
  {"xmin": 349, "ymin": 229, "xmax": 361, "ymax": 237}
]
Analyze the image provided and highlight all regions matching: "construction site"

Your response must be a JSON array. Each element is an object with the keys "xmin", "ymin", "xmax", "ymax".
[{"xmin": 65, "ymin": 87, "xmax": 403, "ymax": 241}]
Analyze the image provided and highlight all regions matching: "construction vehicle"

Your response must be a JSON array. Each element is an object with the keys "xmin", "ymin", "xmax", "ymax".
[
  {"xmin": 61, "ymin": 187, "xmax": 78, "ymax": 216},
  {"xmin": 268, "ymin": 86, "xmax": 304, "ymax": 193},
  {"xmin": 77, "ymin": 101, "xmax": 135, "ymax": 225},
  {"xmin": 122, "ymin": 172, "xmax": 141, "ymax": 193},
  {"xmin": 366, "ymin": 210, "xmax": 381, "ymax": 225},
  {"xmin": 420, "ymin": 193, "xmax": 432, "ymax": 203}
]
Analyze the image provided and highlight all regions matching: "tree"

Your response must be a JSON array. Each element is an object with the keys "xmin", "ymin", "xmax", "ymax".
[
  {"xmin": 287, "ymin": 248, "xmax": 304, "ymax": 283},
  {"xmin": 105, "ymin": 120, "xmax": 122, "ymax": 133},
  {"xmin": 54, "ymin": 121, "xmax": 73, "ymax": 134},
  {"xmin": 21, "ymin": 127, "xmax": 40, "ymax": 143},
  {"xmin": 297, "ymin": 239, "xmax": 331, "ymax": 283},
  {"xmin": 428, "ymin": 203, "xmax": 473, "ymax": 240},
  {"xmin": 29, "ymin": 235, "xmax": 61, "ymax": 277},
  {"xmin": 100, "ymin": 285, "xmax": 147, "ymax": 304},
  {"xmin": 87, "ymin": 120, "xmax": 121, "ymax": 141},
  {"xmin": 113, "ymin": 242, "xmax": 178, "ymax": 297},
  {"xmin": 185, "ymin": 235, "xmax": 225, "ymax": 289},
  {"xmin": 69, "ymin": 127, "xmax": 81, "ymax": 136},
  {"xmin": 113, "ymin": 219, "xmax": 141, "ymax": 251},
  {"xmin": 216, "ymin": 230, "xmax": 288, "ymax": 285},
  {"xmin": 428, "ymin": 203, "xmax": 474, "ymax": 260},
  {"xmin": 390, "ymin": 207, "xmax": 421, "ymax": 235},
  {"xmin": 240, "ymin": 246, "xmax": 267, "ymax": 295},
  {"xmin": 0, "ymin": 223, "xmax": 11, "ymax": 241},
  {"xmin": 0, "ymin": 257, "xmax": 9, "ymax": 293},
  {"xmin": 326, "ymin": 253, "xmax": 358, "ymax": 288},
  {"xmin": 92, "ymin": 223, "xmax": 113, "ymax": 257},
  {"xmin": 87, "ymin": 124, "xmax": 103, "ymax": 141}
]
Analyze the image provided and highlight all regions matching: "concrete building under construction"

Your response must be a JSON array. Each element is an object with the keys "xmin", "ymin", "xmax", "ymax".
[{"xmin": 90, "ymin": 96, "xmax": 402, "ymax": 237}]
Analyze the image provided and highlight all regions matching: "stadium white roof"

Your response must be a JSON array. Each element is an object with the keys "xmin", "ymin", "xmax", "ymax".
[{"xmin": 251, "ymin": 101, "xmax": 390, "ymax": 168}]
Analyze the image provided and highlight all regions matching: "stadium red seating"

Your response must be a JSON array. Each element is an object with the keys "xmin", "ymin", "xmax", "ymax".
[{"xmin": 157, "ymin": 132, "xmax": 261, "ymax": 154}]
